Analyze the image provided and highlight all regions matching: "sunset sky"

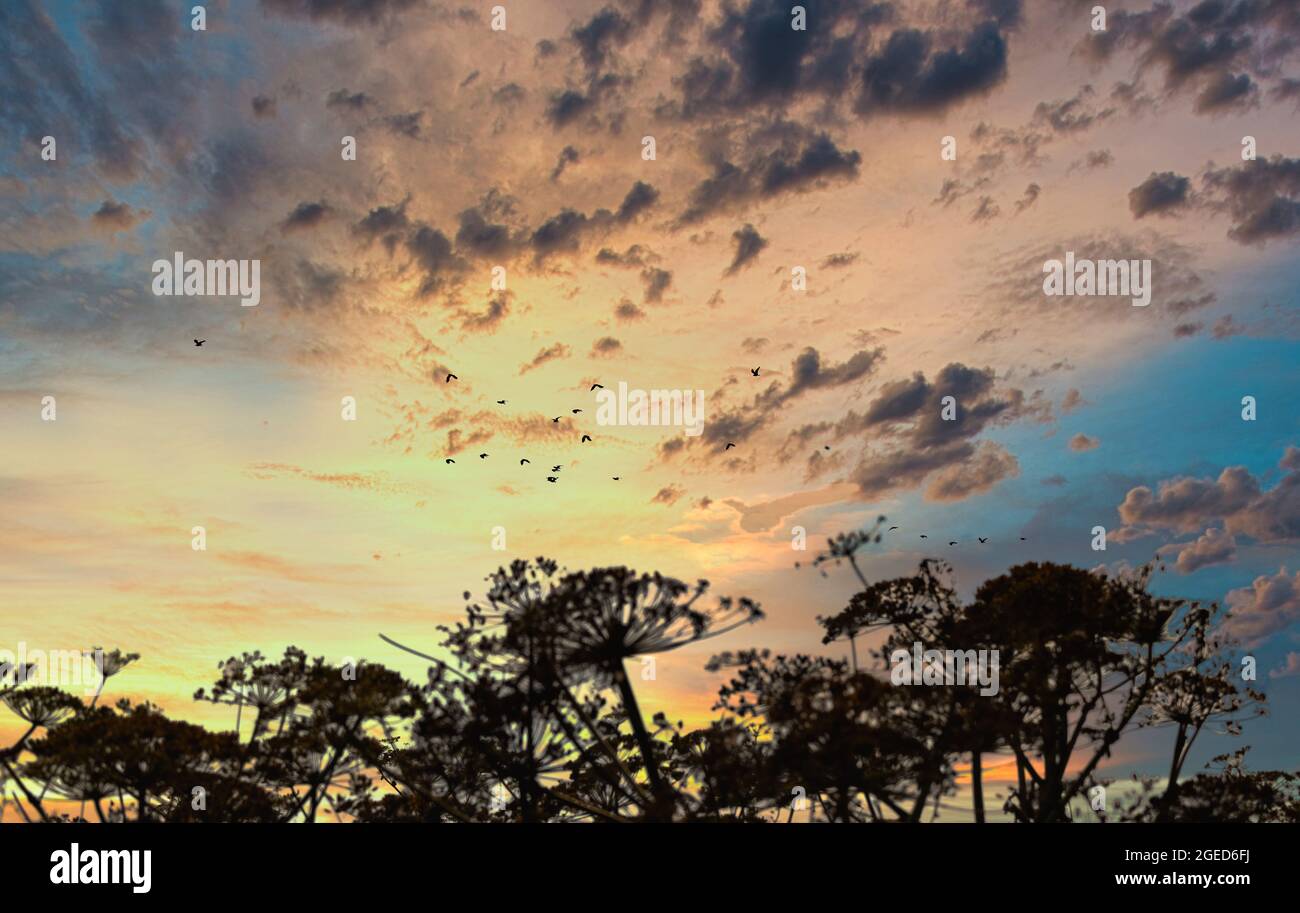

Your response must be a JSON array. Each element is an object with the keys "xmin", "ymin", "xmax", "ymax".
[{"xmin": 2, "ymin": 0, "xmax": 1298, "ymax": 810}]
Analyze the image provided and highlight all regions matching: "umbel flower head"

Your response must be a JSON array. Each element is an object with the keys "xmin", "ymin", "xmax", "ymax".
[
  {"xmin": 2, "ymin": 686, "xmax": 80, "ymax": 728},
  {"xmin": 86, "ymin": 647, "xmax": 140, "ymax": 679},
  {"xmin": 541, "ymin": 567, "xmax": 763, "ymax": 676},
  {"xmin": 442, "ymin": 559, "xmax": 763, "ymax": 683}
]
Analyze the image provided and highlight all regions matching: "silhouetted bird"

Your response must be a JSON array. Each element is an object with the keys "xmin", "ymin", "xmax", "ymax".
[
  {"xmin": 479, "ymin": 453, "xmax": 488, "ymax": 459},
  {"xmin": 824, "ymin": 445, "xmax": 830, "ymax": 450},
  {"xmin": 1020, "ymin": 537, "xmax": 1027, "ymax": 541},
  {"xmin": 445, "ymin": 459, "xmax": 454, "ymax": 464},
  {"xmin": 552, "ymin": 465, "xmax": 562, "ymax": 472},
  {"xmin": 572, "ymin": 409, "xmax": 582, "ymax": 414},
  {"xmin": 751, "ymin": 367, "xmax": 760, "ymax": 376},
  {"xmin": 888, "ymin": 526, "xmax": 899, "ymax": 531},
  {"xmin": 978, "ymin": 537, "xmax": 988, "ymax": 543},
  {"xmin": 552, "ymin": 416, "xmax": 561, "ymax": 423},
  {"xmin": 496, "ymin": 400, "xmax": 506, "ymax": 404},
  {"xmin": 547, "ymin": 476, "xmax": 557, "ymax": 483},
  {"xmin": 520, "ymin": 459, "xmax": 530, "ymax": 465},
  {"xmin": 612, "ymin": 476, "xmax": 619, "ymax": 480},
  {"xmin": 445, "ymin": 373, "xmax": 458, "ymax": 382},
  {"xmin": 919, "ymin": 534, "xmax": 927, "ymax": 539},
  {"xmin": 193, "ymin": 339, "xmax": 205, "ymax": 347},
  {"xmin": 581, "ymin": 434, "xmax": 592, "ymax": 442},
  {"xmin": 725, "ymin": 442, "xmax": 736, "ymax": 450},
  {"xmin": 948, "ymin": 541, "xmax": 958, "ymax": 546},
  {"xmin": 591, "ymin": 383, "xmax": 604, "ymax": 391}
]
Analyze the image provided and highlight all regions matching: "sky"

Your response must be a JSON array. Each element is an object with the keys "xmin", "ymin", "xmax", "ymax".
[{"xmin": 1, "ymin": 0, "xmax": 1299, "ymax": 811}]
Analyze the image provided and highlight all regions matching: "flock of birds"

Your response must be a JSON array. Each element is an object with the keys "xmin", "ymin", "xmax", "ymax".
[
  {"xmin": 193, "ymin": 340, "xmax": 1033, "ymax": 551},
  {"xmin": 434, "ymin": 370, "xmax": 769, "ymax": 483},
  {"xmin": 892, "ymin": 526, "xmax": 1027, "ymax": 546}
]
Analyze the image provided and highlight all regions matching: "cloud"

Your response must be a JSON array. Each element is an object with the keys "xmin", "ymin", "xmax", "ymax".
[
  {"xmin": 551, "ymin": 145, "xmax": 580, "ymax": 181},
  {"xmin": 856, "ymin": 21, "xmax": 1010, "ymax": 118},
  {"xmin": 519, "ymin": 343, "xmax": 571, "ymax": 375},
  {"xmin": 1069, "ymin": 433, "xmax": 1100, "ymax": 452},
  {"xmin": 590, "ymin": 336, "xmax": 623, "ymax": 358},
  {"xmin": 1194, "ymin": 71, "xmax": 1257, "ymax": 113},
  {"xmin": 1201, "ymin": 155, "xmax": 1300, "ymax": 244},
  {"xmin": 260, "ymin": 0, "xmax": 419, "ymax": 27},
  {"xmin": 1129, "ymin": 171, "xmax": 1192, "ymax": 218},
  {"xmin": 615, "ymin": 299, "xmax": 646, "ymax": 322},
  {"xmin": 458, "ymin": 293, "xmax": 511, "ymax": 334},
  {"xmin": 679, "ymin": 131, "xmax": 861, "ymax": 224},
  {"xmin": 1222, "ymin": 567, "xmax": 1300, "ymax": 646},
  {"xmin": 281, "ymin": 200, "xmax": 332, "ymax": 234},
  {"xmin": 724, "ymin": 223, "xmax": 768, "ymax": 275},
  {"xmin": 924, "ymin": 440, "xmax": 1020, "ymax": 501},
  {"xmin": 651, "ymin": 485, "xmax": 686, "ymax": 506},
  {"xmin": 90, "ymin": 199, "xmax": 150, "ymax": 234},
  {"xmin": 1158, "ymin": 527, "xmax": 1238, "ymax": 573},
  {"xmin": 1061, "ymin": 388, "xmax": 1087, "ymax": 413},
  {"xmin": 251, "ymin": 95, "xmax": 277, "ymax": 118},
  {"xmin": 1117, "ymin": 446, "xmax": 1300, "ymax": 542},
  {"xmin": 1269, "ymin": 652, "xmax": 1300, "ymax": 679}
]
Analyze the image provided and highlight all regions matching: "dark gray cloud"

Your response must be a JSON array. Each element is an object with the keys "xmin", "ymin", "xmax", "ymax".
[
  {"xmin": 680, "ymin": 130, "xmax": 861, "ymax": 224},
  {"xmin": 1202, "ymin": 155, "xmax": 1300, "ymax": 243},
  {"xmin": 856, "ymin": 21, "xmax": 1009, "ymax": 118},
  {"xmin": 251, "ymin": 95, "xmax": 277, "ymax": 118},
  {"xmin": 1194, "ymin": 71, "xmax": 1257, "ymax": 112},
  {"xmin": 261, "ymin": 0, "xmax": 419, "ymax": 26},
  {"xmin": 551, "ymin": 145, "xmax": 580, "ymax": 181},
  {"xmin": 1129, "ymin": 171, "xmax": 1192, "ymax": 218},
  {"xmin": 724, "ymin": 223, "xmax": 768, "ymax": 275},
  {"xmin": 406, "ymin": 225, "xmax": 467, "ymax": 296},
  {"xmin": 281, "ymin": 201, "xmax": 332, "ymax": 233},
  {"xmin": 326, "ymin": 89, "xmax": 374, "ymax": 111}
]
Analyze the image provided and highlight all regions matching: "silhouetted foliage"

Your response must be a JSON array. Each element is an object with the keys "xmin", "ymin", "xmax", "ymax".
[{"xmin": 0, "ymin": 546, "xmax": 1285, "ymax": 823}]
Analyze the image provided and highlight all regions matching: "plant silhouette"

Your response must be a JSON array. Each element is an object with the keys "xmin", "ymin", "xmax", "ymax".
[{"xmin": 0, "ymin": 544, "xmax": 1292, "ymax": 823}]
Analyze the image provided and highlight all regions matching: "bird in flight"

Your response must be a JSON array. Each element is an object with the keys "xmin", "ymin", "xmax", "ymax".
[
  {"xmin": 612, "ymin": 476, "xmax": 620, "ymax": 480},
  {"xmin": 919, "ymin": 534, "xmax": 928, "ymax": 539},
  {"xmin": 445, "ymin": 459, "xmax": 455, "ymax": 464},
  {"xmin": 888, "ymin": 526, "xmax": 899, "ymax": 531},
  {"xmin": 978, "ymin": 537, "xmax": 988, "ymax": 543},
  {"xmin": 520, "ymin": 459, "xmax": 530, "ymax": 465},
  {"xmin": 496, "ymin": 400, "xmax": 506, "ymax": 405},
  {"xmin": 572, "ymin": 408, "xmax": 583, "ymax": 414},
  {"xmin": 581, "ymin": 434, "xmax": 592, "ymax": 443},
  {"xmin": 724, "ymin": 442, "xmax": 736, "ymax": 450},
  {"xmin": 547, "ymin": 476, "xmax": 558, "ymax": 483},
  {"xmin": 479, "ymin": 453, "xmax": 488, "ymax": 459},
  {"xmin": 551, "ymin": 465, "xmax": 562, "ymax": 472},
  {"xmin": 193, "ymin": 339, "xmax": 205, "ymax": 347},
  {"xmin": 552, "ymin": 416, "xmax": 562, "ymax": 423},
  {"xmin": 445, "ymin": 373, "xmax": 458, "ymax": 382},
  {"xmin": 751, "ymin": 367, "xmax": 760, "ymax": 376},
  {"xmin": 948, "ymin": 541, "xmax": 958, "ymax": 546},
  {"xmin": 590, "ymin": 383, "xmax": 604, "ymax": 391},
  {"xmin": 1020, "ymin": 536, "xmax": 1027, "ymax": 541}
]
